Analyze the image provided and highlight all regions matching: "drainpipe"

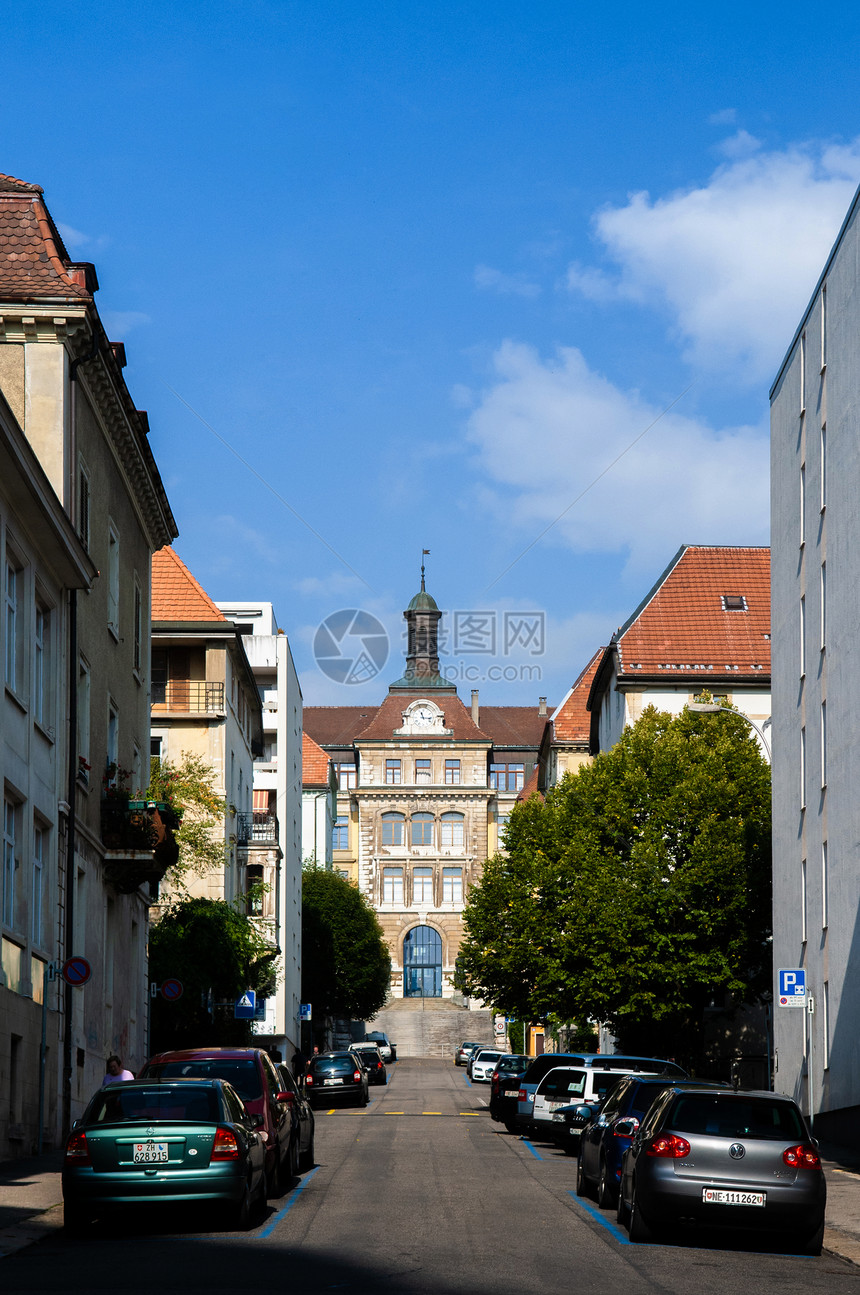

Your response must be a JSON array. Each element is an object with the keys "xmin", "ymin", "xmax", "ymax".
[{"xmin": 61, "ymin": 334, "xmax": 100, "ymax": 1141}]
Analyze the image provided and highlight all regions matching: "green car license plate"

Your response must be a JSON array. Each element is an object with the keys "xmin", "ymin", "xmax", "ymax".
[{"xmin": 133, "ymin": 1142, "xmax": 168, "ymax": 1163}]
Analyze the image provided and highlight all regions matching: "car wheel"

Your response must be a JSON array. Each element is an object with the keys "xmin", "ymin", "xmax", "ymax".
[
  {"xmin": 799, "ymin": 1218, "xmax": 825, "ymax": 1256},
  {"xmin": 63, "ymin": 1201, "xmax": 90, "ymax": 1234},
  {"xmin": 300, "ymin": 1127, "xmax": 315, "ymax": 1172},
  {"xmin": 225, "ymin": 1182, "xmax": 253, "ymax": 1231},
  {"xmin": 575, "ymin": 1154, "xmax": 591, "ymax": 1197},
  {"xmin": 627, "ymin": 1188, "xmax": 654, "ymax": 1243},
  {"xmin": 597, "ymin": 1159, "xmax": 616, "ymax": 1210},
  {"xmin": 504, "ymin": 1120, "xmax": 519, "ymax": 1134}
]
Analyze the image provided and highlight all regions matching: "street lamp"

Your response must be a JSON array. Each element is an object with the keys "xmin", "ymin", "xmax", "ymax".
[{"xmin": 687, "ymin": 702, "xmax": 772, "ymax": 763}]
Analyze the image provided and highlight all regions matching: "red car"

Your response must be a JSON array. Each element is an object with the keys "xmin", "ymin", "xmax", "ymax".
[{"xmin": 139, "ymin": 1047, "xmax": 296, "ymax": 1196}]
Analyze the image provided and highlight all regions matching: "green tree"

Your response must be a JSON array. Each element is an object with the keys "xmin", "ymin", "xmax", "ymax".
[
  {"xmin": 457, "ymin": 704, "xmax": 771, "ymax": 1062},
  {"xmin": 147, "ymin": 752, "xmax": 227, "ymax": 891},
  {"xmin": 149, "ymin": 896, "xmax": 279, "ymax": 1051},
  {"xmin": 301, "ymin": 866, "xmax": 391, "ymax": 1020}
]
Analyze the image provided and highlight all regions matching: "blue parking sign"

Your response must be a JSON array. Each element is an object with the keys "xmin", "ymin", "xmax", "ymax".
[{"xmin": 777, "ymin": 968, "xmax": 807, "ymax": 1006}]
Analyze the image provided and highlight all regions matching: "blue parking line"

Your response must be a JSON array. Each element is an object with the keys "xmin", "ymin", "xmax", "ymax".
[
  {"xmin": 522, "ymin": 1139, "xmax": 543, "ymax": 1161},
  {"xmin": 258, "ymin": 1166, "xmax": 320, "ymax": 1238}
]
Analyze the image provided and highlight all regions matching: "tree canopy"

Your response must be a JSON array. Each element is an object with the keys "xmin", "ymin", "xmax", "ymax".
[
  {"xmin": 149, "ymin": 896, "xmax": 279, "ymax": 1051},
  {"xmin": 456, "ymin": 704, "xmax": 772, "ymax": 1059},
  {"xmin": 301, "ymin": 866, "xmax": 391, "ymax": 1021},
  {"xmin": 148, "ymin": 751, "xmax": 227, "ymax": 891}
]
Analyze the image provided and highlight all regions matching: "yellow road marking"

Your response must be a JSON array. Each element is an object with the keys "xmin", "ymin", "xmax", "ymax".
[
  {"xmin": 385, "ymin": 1111, "xmax": 405, "ymax": 1115},
  {"xmin": 459, "ymin": 1112, "xmax": 483, "ymax": 1116},
  {"xmin": 327, "ymin": 1109, "xmax": 336, "ymax": 1114},
  {"xmin": 422, "ymin": 1111, "xmax": 442, "ymax": 1115}
]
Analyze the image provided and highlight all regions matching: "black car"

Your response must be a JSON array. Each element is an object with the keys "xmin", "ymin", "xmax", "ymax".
[
  {"xmin": 577, "ymin": 1075, "xmax": 730, "ymax": 1206},
  {"xmin": 306, "ymin": 1052, "xmax": 370, "ymax": 1107},
  {"xmin": 351, "ymin": 1046, "xmax": 387, "ymax": 1086},
  {"xmin": 276, "ymin": 1064, "xmax": 316, "ymax": 1171},
  {"xmin": 489, "ymin": 1055, "xmax": 532, "ymax": 1132}
]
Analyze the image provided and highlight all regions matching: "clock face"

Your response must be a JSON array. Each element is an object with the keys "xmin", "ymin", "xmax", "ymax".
[{"xmin": 412, "ymin": 705, "xmax": 435, "ymax": 725}]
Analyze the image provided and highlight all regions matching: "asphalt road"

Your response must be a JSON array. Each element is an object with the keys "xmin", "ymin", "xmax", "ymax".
[{"xmin": 2, "ymin": 1059, "xmax": 858, "ymax": 1294}]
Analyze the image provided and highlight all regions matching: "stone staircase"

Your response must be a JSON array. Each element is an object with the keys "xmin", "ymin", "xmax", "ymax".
[{"xmin": 363, "ymin": 999, "xmax": 495, "ymax": 1059}]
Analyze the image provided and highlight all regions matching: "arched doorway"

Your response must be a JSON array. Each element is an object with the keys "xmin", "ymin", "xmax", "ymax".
[{"xmin": 403, "ymin": 925, "xmax": 442, "ymax": 997}]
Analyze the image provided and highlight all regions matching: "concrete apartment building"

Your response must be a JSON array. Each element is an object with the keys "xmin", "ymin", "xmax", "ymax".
[
  {"xmin": 771, "ymin": 182, "xmax": 860, "ymax": 1143},
  {"xmin": 215, "ymin": 600, "xmax": 303, "ymax": 1061},
  {"xmin": 0, "ymin": 173, "xmax": 177, "ymax": 1154}
]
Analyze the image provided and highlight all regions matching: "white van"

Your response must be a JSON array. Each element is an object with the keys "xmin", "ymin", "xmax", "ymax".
[{"xmin": 530, "ymin": 1064, "xmax": 678, "ymax": 1140}]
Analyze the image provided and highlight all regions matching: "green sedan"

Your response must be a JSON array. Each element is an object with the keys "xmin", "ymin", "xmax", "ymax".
[{"xmin": 62, "ymin": 1078, "xmax": 267, "ymax": 1232}]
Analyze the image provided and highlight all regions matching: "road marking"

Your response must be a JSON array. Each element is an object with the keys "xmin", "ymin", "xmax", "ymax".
[
  {"xmin": 459, "ymin": 1112, "xmax": 483, "ymax": 1116},
  {"xmin": 258, "ymin": 1167, "xmax": 320, "ymax": 1239},
  {"xmin": 522, "ymin": 1139, "xmax": 543, "ymax": 1160},
  {"xmin": 422, "ymin": 1111, "xmax": 442, "ymax": 1115},
  {"xmin": 384, "ymin": 1111, "xmax": 405, "ymax": 1115}
]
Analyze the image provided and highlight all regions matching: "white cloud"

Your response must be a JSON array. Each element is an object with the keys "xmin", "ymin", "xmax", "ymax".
[
  {"xmin": 567, "ymin": 138, "xmax": 860, "ymax": 382},
  {"xmin": 101, "ymin": 309, "xmax": 152, "ymax": 338},
  {"xmin": 714, "ymin": 129, "xmax": 762, "ymax": 160},
  {"xmin": 467, "ymin": 341, "xmax": 768, "ymax": 578},
  {"xmin": 474, "ymin": 263, "xmax": 541, "ymax": 298},
  {"xmin": 708, "ymin": 108, "xmax": 738, "ymax": 126}
]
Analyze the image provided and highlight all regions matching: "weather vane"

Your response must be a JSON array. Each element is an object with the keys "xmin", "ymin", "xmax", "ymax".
[{"xmin": 420, "ymin": 548, "xmax": 430, "ymax": 591}]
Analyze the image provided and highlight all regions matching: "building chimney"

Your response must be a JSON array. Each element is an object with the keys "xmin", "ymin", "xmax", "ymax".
[
  {"xmin": 538, "ymin": 696, "xmax": 547, "ymax": 716},
  {"xmin": 471, "ymin": 689, "xmax": 479, "ymax": 726}
]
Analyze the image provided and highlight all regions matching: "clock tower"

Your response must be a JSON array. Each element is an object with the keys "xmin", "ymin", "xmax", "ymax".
[{"xmin": 388, "ymin": 563, "xmax": 456, "ymax": 694}]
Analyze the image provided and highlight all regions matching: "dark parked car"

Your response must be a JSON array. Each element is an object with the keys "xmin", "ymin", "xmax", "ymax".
[
  {"xmin": 577, "ymin": 1075, "xmax": 729, "ymax": 1205},
  {"xmin": 62, "ymin": 1079, "xmax": 266, "ymax": 1232},
  {"xmin": 617, "ymin": 1086, "xmax": 826, "ymax": 1253},
  {"xmin": 306, "ymin": 1051, "xmax": 370, "ymax": 1107},
  {"xmin": 489, "ymin": 1056, "xmax": 531, "ymax": 1131},
  {"xmin": 275, "ymin": 1064, "xmax": 316, "ymax": 1171},
  {"xmin": 139, "ymin": 1047, "xmax": 293, "ymax": 1196},
  {"xmin": 350, "ymin": 1045, "xmax": 387, "ymax": 1085}
]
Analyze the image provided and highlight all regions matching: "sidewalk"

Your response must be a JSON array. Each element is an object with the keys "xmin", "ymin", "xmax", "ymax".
[{"xmin": 3, "ymin": 1143, "xmax": 860, "ymax": 1260}]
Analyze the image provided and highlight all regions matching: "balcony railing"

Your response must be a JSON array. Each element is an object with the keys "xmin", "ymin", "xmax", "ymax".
[
  {"xmin": 152, "ymin": 681, "xmax": 225, "ymax": 712},
  {"xmin": 236, "ymin": 811, "xmax": 279, "ymax": 846},
  {"xmin": 100, "ymin": 799, "xmax": 181, "ymax": 893}
]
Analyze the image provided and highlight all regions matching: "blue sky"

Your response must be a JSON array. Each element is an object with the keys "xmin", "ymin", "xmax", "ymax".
[{"xmin": 6, "ymin": 2, "xmax": 860, "ymax": 706}]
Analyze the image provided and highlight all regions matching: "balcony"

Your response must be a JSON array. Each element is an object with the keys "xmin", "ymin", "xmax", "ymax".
[
  {"xmin": 152, "ymin": 681, "xmax": 225, "ymax": 712},
  {"xmin": 101, "ymin": 798, "xmax": 181, "ymax": 893},
  {"xmin": 236, "ymin": 811, "xmax": 279, "ymax": 845}
]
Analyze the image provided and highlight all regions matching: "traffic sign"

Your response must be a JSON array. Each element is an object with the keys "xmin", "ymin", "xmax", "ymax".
[
  {"xmin": 61, "ymin": 956, "xmax": 92, "ymax": 987},
  {"xmin": 300, "ymin": 1003, "xmax": 312, "ymax": 1021},
  {"xmin": 777, "ymin": 967, "xmax": 807, "ymax": 1007},
  {"xmin": 161, "ymin": 978, "xmax": 183, "ymax": 1002},
  {"xmin": 234, "ymin": 989, "xmax": 256, "ymax": 1019}
]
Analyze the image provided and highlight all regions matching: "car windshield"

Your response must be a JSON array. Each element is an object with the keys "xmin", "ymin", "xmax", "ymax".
[
  {"xmin": 667, "ymin": 1095, "xmax": 806, "ymax": 1140},
  {"xmin": 144, "ymin": 1059, "xmax": 261, "ymax": 1102},
  {"xmin": 86, "ymin": 1086, "xmax": 219, "ymax": 1124}
]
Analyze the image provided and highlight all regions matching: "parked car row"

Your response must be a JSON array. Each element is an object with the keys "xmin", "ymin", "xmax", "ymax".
[
  {"xmin": 475, "ymin": 1046, "xmax": 827, "ymax": 1256},
  {"xmin": 63, "ymin": 1046, "xmax": 317, "ymax": 1234}
]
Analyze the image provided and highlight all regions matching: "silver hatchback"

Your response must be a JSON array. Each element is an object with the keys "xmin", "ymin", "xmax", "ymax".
[{"xmin": 617, "ymin": 1087, "xmax": 826, "ymax": 1253}]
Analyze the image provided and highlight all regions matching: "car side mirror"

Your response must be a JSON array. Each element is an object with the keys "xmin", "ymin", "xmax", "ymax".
[
  {"xmin": 276, "ymin": 1090, "xmax": 295, "ymax": 1104},
  {"xmin": 574, "ymin": 1105, "xmax": 594, "ymax": 1120},
  {"xmin": 614, "ymin": 1119, "xmax": 637, "ymax": 1137},
  {"xmin": 248, "ymin": 1112, "xmax": 265, "ymax": 1129}
]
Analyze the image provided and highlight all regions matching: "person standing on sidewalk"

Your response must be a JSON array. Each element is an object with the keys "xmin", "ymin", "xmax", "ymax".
[{"xmin": 101, "ymin": 1055, "xmax": 134, "ymax": 1086}]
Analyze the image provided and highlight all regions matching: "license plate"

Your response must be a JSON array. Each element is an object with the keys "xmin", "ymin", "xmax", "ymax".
[
  {"xmin": 703, "ymin": 1188, "xmax": 765, "ymax": 1207},
  {"xmin": 324, "ymin": 1078, "xmax": 343, "ymax": 1086},
  {"xmin": 133, "ymin": 1142, "xmax": 168, "ymax": 1163}
]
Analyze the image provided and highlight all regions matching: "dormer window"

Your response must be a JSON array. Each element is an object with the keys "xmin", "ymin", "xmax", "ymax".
[{"xmin": 721, "ymin": 595, "xmax": 747, "ymax": 611}]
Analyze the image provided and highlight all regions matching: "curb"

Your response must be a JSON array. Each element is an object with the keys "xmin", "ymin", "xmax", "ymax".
[{"xmin": 0, "ymin": 1203, "xmax": 64, "ymax": 1259}]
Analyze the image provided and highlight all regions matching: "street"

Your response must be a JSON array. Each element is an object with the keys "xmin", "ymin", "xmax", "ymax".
[{"xmin": 2, "ymin": 1059, "xmax": 858, "ymax": 1295}]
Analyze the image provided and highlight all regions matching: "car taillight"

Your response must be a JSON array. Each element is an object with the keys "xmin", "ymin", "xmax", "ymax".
[
  {"xmin": 353, "ymin": 1070, "xmax": 362, "ymax": 1082},
  {"xmin": 211, "ymin": 1126, "xmax": 240, "ymax": 1161},
  {"xmin": 614, "ymin": 1117, "xmax": 639, "ymax": 1137},
  {"xmin": 64, "ymin": 1130, "xmax": 91, "ymax": 1167},
  {"xmin": 518, "ymin": 1089, "xmax": 527, "ymax": 1101},
  {"xmin": 646, "ymin": 1134, "xmax": 690, "ymax": 1158},
  {"xmin": 305, "ymin": 1074, "xmax": 313, "ymax": 1086},
  {"xmin": 783, "ymin": 1143, "xmax": 821, "ymax": 1169}
]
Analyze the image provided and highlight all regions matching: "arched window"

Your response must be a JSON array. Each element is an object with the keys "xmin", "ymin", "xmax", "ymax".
[
  {"xmin": 382, "ymin": 812, "xmax": 405, "ymax": 846},
  {"xmin": 440, "ymin": 812, "xmax": 464, "ymax": 847},
  {"xmin": 411, "ymin": 812, "xmax": 434, "ymax": 846},
  {"xmin": 403, "ymin": 925, "xmax": 442, "ymax": 997}
]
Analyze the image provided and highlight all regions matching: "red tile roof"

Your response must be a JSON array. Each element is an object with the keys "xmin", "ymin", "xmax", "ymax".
[
  {"xmin": 303, "ymin": 707, "xmax": 378, "ymax": 747},
  {"xmin": 354, "ymin": 694, "xmax": 492, "ymax": 742},
  {"xmin": 151, "ymin": 547, "xmax": 227, "ymax": 623},
  {"xmin": 477, "ymin": 706, "xmax": 550, "ymax": 747},
  {"xmin": 552, "ymin": 650, "xmax": 603, "ymax": 743},
  {"xmin": 516, "ymin": 765, "xmax": 543, "ymax": 803},
  {"xmin": 302, "ymin": 733, "xmax": 331, "ymax": 787},
  {"xmin": 0, "ymin": 174, "xmax": 92, "ymax": 300},
  {"xmin": 610, "ymin": 546, "xmax": 771, "ymax": 680}
]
